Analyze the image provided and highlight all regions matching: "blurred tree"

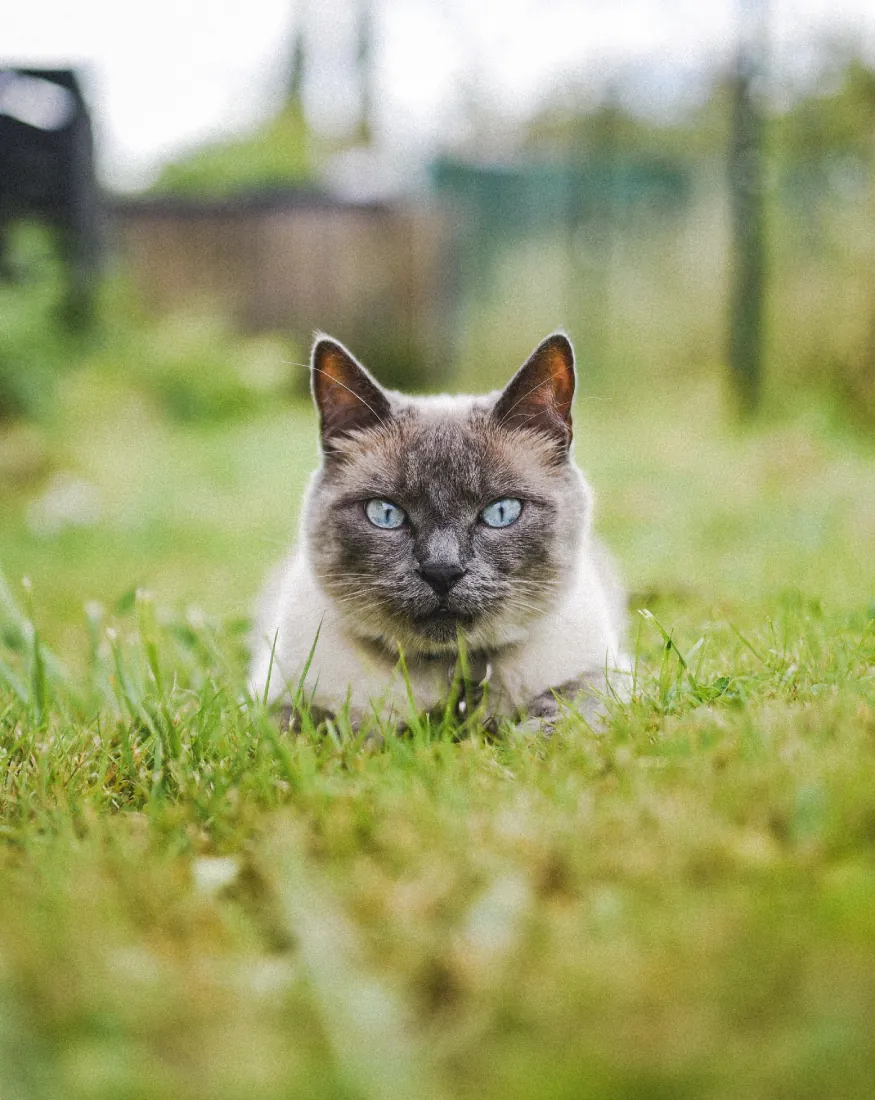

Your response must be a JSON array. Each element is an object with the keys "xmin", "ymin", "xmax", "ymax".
[
  {"xmin": 153, "ymin": 0, "xmax": 384, "ymax": 197},
  {"xmin": 778, "ymin": 45, "xmax": 875, "ymax": 158},
  {"xmin": 153, "ymin": 9, "xmax": 318, "ymax": 196},
  {"xmin": 523, "ymin": 78, "xmax": 732, "ymax": 163},
  {"xmin": 152, "ymin": 105, "xmax": 317, "ymax": 196}
]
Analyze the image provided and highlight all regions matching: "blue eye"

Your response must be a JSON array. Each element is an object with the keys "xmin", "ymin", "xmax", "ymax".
[
  {"xmin": 480, "ymin": 498, "xmax": 522, "ymax": 528},
  {"xmin": 365, "ymin": 499, "xmax": 406, "ymax": 529}
]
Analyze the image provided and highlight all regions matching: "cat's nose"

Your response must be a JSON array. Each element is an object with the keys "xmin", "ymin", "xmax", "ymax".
[{"xmin": 418, "ymin": 562, "xmax": 467, "ymax": 597}]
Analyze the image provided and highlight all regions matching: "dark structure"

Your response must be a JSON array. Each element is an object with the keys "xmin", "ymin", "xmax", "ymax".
[{"xmin": 0, "ymin": 67, "xmax": 100, "ymax": 325}]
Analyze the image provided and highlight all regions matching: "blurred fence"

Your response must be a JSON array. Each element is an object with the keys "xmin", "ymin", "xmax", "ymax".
[
  {"xmin": 111, "ymin": 192, "xmax": 457, "ymax": 388},
  {"xmin": 112, "ymin": 129, "xmax": 875, "ymax": 414},
  {"xmin": 431, "ymin": 155, "xmax": 690, "ymax": 255},
  {"xmin": 427, "ymin": 145, "xmax": 875, "ymax": 412}
]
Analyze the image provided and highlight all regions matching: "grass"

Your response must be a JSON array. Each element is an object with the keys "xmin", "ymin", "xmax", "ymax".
[{"xmin": 1, "ymin": 348, "xmax": 875, "ymax": 1099}]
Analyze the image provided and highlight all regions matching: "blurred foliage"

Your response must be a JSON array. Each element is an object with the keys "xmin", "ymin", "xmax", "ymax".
[
  {"xmin": 0, "ymin": 223, "xmax": 303, "ymax": 431},
  {"xmin": 91, "ymin": 288, "xmax": 304, "ymax": 423},
  {"xmin": 152, "ymin": 104, "xmax": 318, "ymax": 196},
  {"xmin": 521, "ymin": 36, "xmax": 875, "ymax": 163},
  {"xmin": 777, "ymin": 49, "xmax": 875, "ymax": 158},
  {"xmin": 0, "ymin": 224, "xmax": 75, "ymax": 420}
]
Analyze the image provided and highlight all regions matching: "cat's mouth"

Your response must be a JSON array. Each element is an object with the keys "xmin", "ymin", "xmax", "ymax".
[{"xmin": 412, "ymin": 604, "xmax": 477, "ymax": 640}]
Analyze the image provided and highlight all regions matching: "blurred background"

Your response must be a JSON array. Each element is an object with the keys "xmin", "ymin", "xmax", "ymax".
[{"xmin": 3, "ymin": 0, "xmax": 875, "ymax": 659}]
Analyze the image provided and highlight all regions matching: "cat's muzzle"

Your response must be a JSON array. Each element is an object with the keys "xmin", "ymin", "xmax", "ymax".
[{"xmin": 411, "ymin": 602, "xmax": 477, "ymax": 642}]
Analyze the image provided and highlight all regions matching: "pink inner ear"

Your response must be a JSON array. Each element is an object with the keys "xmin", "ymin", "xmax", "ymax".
[
  {"xmin": 493, "ymin": 335, "xmax": 575, "ymax": 445},
  {"xmin": 312, "ymin": 338, "xmax": 390, "ymax": 444},
  {"xmin": 539, "ymin": 345, "xmax": 574, "ymax": 418},
  {"xmin": 314, "ymin": 345, "xmax": 356, "ymax": 410}
]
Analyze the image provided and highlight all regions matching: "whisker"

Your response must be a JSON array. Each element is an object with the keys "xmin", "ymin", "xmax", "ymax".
[
  {"xmin": 315, "ymin": 572, "xmax": 370, "ymax": 583},
  {"xmin": 505, "ymin": 598, "xmax": 544, "ymax": 617},
  {"xmin": 499, "ymin": 406, "xmax": 565, "ymax": 434},
  {"xmin": 328, "ymin": 592, "xmax": 370, "ymax": 607}
]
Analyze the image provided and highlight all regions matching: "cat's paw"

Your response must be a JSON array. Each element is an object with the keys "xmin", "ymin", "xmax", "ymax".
[
  {"xmin": 360, "ymin": 728, "xmax": 385, "ymax": 751},
  {"xmin": 519, "ymin": 679, "xmax": 613, "ymax": 735},
  {"xmin": 277, "ymin": 704, "xmax": 296, "ymax": 732},
  {"xmin": 514, "ymin": 715, "xmax": 557, "ymax": 738},
  {"xmin": 525, "ymin": 689, "xmax": 562, "ymax": 721}
]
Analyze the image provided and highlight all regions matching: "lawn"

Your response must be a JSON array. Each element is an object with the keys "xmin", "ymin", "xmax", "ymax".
[{"xmin": 1, "ymin": 349, "xmax": 875, "ymax": 1100}]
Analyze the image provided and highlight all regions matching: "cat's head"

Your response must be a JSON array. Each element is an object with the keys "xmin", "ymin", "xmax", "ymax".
[{"xmin": 303, "ymin": 333, "xmax": 592, "ymax": 656}]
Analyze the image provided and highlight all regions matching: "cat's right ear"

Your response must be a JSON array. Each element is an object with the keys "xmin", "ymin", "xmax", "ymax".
[{"xmin": 311, "ymin": 336, "xmax": 391, "ymax": 452}]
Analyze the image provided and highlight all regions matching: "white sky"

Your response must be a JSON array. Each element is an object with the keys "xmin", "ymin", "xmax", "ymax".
[{"xmin": 6, "ymin": 0, "xmax": 875, "ymax": 189}]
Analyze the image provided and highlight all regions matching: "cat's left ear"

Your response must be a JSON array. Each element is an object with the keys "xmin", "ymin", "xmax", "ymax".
[
  {"xmin": 492, "ymin": 333, "xmax": 575, "ymax": 453},
  {"xmin": 311, "ymin": 335, "xmax": 391, "ymax": 452}
]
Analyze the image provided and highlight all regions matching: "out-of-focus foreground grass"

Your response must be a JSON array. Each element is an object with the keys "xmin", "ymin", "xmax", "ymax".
[{"xmin": 2, "ymin": 267, "xmax": 875, "ymax": 1099}]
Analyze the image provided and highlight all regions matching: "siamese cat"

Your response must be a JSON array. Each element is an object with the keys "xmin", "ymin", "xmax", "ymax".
[{"xmin": 250, "ymin": 333, "xmax": 628, "ymax": 728}]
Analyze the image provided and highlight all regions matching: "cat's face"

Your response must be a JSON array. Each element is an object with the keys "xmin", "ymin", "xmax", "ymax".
[{"xmin": 303, "ymin": 335, "xmax": 592, "ymax": 656}]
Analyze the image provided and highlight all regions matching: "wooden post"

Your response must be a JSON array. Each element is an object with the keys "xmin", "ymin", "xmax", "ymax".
[
  {"xmin": 728, "ymin": 0, "xmax": 769, "ymax": 414},
  {"xmin": 567, "ymin": 88, "xmax": 619, "ymax": 380},
  {"xmin": 285, "ymin": 5, "xmax": 307, "ymax": 110}
]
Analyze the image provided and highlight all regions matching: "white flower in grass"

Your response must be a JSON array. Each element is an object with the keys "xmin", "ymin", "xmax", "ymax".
[
  {"xmin": 192, "ymin": 856, "xmax": 241, "ymax": 897},
  {"xmin": 26, "ymin": 472, "xmax": 101, "ymax": 537}
]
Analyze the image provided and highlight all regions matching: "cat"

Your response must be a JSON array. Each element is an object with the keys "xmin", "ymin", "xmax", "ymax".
[{"xmin": 249, "ymin": 332, "xmax": 629, "ymax": 730}]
